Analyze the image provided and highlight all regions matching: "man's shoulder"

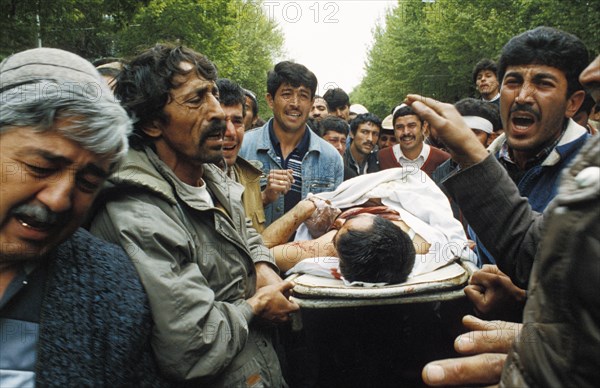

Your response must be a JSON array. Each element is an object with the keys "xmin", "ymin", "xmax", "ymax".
[
  {"xmin": 428, "ymin": 145, "xmax": 451, "ymax": 160},
  {"xmin": 234, "ymin": 157, "xmax": 263, "ymax": 177},
  {"xmin": 311, "ymin": 134, "xmax": 342, "ymax": 160},
  {"xmin": 65, "ymin": 228, "xmax": 133, "ymax": 269},
  {"xmin": 69, "ymin": 227, "xmax": 121, "ymax": 250},
  {"xmin": 240, "ymin": 122, "xmax": 270, "ymax": 156},
  {"xmin": 108, "ymin": 147, "xmax": 176, "ymax": 203}
]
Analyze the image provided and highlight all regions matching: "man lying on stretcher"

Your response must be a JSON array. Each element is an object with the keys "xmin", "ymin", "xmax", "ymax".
[{"xmin": 261, "ymin": 168, "xmax": 477, "ymax": 285}]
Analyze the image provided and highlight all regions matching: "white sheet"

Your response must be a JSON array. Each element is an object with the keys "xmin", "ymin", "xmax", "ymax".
[{"xmin": 294, "ymin": 167, "xmax": 477, "ymax": 278}]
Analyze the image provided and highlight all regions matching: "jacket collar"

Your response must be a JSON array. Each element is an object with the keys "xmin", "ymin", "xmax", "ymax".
[
  {"xmin": 109, "ymin": 147, "xmax": 245, "ymax": 213},
  {"xmin": 255, "ymin": 118, "xmax": 326, "ymax": 155},
  {"xmin": 487, "ymin": 118, "xmax": 588, "ymax": 167}
]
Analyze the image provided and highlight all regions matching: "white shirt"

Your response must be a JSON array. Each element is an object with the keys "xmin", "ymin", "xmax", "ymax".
[{"xmin": 392, "ymin": 142, "xmax": 431, "ymax": 170}]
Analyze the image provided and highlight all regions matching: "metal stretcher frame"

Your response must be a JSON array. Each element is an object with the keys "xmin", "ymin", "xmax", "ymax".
[{"xmin": 287, "ymin": 260, "xmax": 477, "ymax": 309}]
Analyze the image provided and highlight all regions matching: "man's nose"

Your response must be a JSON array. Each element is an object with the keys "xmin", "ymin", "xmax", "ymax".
[
  {"xmin": 224, "ymin": 118, "xmax": 236, "ymax": 139},
  {"xmin": 37, "ymin": 174, "xmax": 74, "ymax": 213},
  {"xmin": 515, "ymin": 82, "xmax": 535, "ymax": 104},
  {"xmin": 207, "ymin": 94, "xmax": 226, "ymax": 121}
]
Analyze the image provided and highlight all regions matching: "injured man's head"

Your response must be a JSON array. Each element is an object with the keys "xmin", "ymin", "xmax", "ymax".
[{"xmin": 333, "ymin": 213, "xmax": 416, "ymax": 284}]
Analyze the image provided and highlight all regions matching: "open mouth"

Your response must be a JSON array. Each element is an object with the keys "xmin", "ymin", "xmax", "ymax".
[
  {"xmin": 287, "ymin": 112, "xmax": 302, "ymax": 118},
  {"xmin": 222, "ymin": 143, "xmax": 237, "ymax": 151},
  {"xmin": 16, "ymin": 214, "xmax": 55, "ymax": 231},
  {"xmin": 511, "ymin": 113, "xmax": 536, "ymax": 130}
]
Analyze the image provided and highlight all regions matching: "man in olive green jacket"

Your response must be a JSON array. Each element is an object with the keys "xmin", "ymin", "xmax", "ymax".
[{"xmin": 90, "ymin": 44, "xmax": 298, "ymax": 386}]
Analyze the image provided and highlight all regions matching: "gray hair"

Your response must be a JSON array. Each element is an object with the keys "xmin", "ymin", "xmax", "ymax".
[{"xmin": 0, "ymin": 80, "xmax": 131, "ymax": 172}]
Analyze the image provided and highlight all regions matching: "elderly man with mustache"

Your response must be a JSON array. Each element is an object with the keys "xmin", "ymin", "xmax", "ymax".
[{"xmin": 0, "ymin": 48, "xmax": 168, "ymax": 386}]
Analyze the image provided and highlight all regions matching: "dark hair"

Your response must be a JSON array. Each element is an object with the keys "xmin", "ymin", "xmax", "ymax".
[
  {"xmin": 320, "ymin": 115, "xmax": 348, "ymax": 137},
  {"xmin": 216, "ymin": 78, "xmax": 246, "ymax": 117},
  {"xmin": 267, "ymin": 61, "xmax": 318, "ymax": 98},
  {"xmin": 114, "ymin": 44, "xmax": 218, "ymax": 149},
  {"xmin": 336, "ymin": 216, "xmax": 416, "ymax": 284},
  {"xmin": 472, "ymin": 59, "xmax": 498, "ymax": 84},
  {"xmin": 323, "ymin": 88, "xmax": 350, "ymax": 111},
  {"xmin": 244, "ymin": 89, "xmax": 259, "ymax": 118},
  {"xmin": 349, "ymin": 113, "xmax": 382, "ymax": 136},
  {"xmin": 392, "ymin": 105, "xmax": 422, "ymax": 127},
  {"xmin": 454, "ymin": 98, "xmax": 502, "ymax": 131},
  {"xmin": 498, "ymin": 26, "xmax": 589, "ymax": 97}
]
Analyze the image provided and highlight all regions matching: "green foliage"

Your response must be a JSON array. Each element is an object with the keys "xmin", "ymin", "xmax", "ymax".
[
  {"xmin": 352, "ymin": 0, "xmax": 600, "ymax": 117},
  {"xmin": 1, "ymin": 0, "xmax": 282, "ymax": 117}
]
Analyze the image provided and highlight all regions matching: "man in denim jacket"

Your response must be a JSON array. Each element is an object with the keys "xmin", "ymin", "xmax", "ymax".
[{"xmin": 240, "ymin": 61, "xmax": 343, "ymax": 227}]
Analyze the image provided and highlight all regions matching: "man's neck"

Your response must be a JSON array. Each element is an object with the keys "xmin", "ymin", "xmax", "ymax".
[
  {"xmin": 273, "ymin": 121, "xmax": 306, "ymax": 159},
  {"xmin": 508, "ymin": 125, "xmax": 565, "ymax": 169},
  {"xmin": 401, "ymin": 142, "xmax": 424, "ymax": 161},
  {"xmin": 154, "ymin": 141, "xmax": 205, "ymax": 186},
  {"xmin": 482, "ymin": 91, "xmax": 499, "ymax": 101},
  {"xmin": 350, "ymin": 144, "xmax": 367, "ymax": 165}
]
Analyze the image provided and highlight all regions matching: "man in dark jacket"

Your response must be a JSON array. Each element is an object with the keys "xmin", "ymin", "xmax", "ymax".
[
  {"xmin": 409, "ymin": 46, "xmax": 600, "ymax": 387},
  {"xmin": 0, "ymin": 48, "xmax": 166, "ymax": 386},
  {"xmin": 344, "ymin": 113, "xmax": 382, "ymax": 180}
]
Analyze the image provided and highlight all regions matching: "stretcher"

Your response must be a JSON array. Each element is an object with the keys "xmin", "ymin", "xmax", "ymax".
[{"xmin": 287, "ymin": 260, "xmax": 477, "ymax": 309}]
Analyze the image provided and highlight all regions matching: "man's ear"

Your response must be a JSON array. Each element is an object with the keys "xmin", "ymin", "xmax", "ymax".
[
  {"xmin": 142, "ymin": 120, "xmax": 163, "ymax": 139},
  {"xmin": 266, "ymin": 93, "xmax": 274, "ymax": 110},
  {"xmin": 565, "ymin": 90, "xmax": 586, "ymax": 118},
  {"xmin": 422, "ymin": 120, "xmax": 430, "ymax": 137}
]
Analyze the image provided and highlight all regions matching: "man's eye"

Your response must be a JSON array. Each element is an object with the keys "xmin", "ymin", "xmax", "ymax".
[
  {"xmin": 538, "ymin": 81, "xmax": 554, "ymax": 87},
  {"xmin": 76, "ymin": 175, "xmax": 101, "ymax": 193},
  {"xmin": 25, "ymin": 163, "xmax": 56, "ymax": 176},
  {"xmin": 186, "ymin": 97, "xmax": 202, "ymax": 105}
]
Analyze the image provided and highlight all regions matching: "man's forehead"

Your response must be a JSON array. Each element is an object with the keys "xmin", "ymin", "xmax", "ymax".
[
  {"xmin": 279, "ymin": 83, "xmax": 310, "ymax": 93},
  {"xmin": 359, "ymin": 122, "xmax": 379, "ymax": 130},
  {"xmin": 324, "ymin": 130, "xmax": 344, "ymax": 138},
  {"xmin": 8, "ymin": 128, "xmax": 110, "ymax": 175},
  {"xmin": 504, "ymin": 63, "xmax": 566, "ymax": 78},
  {"xmin": 171, "ymin": 63, "xmax": 213, "ymax": 89},
  {"xmin": 395, "ymin": 115, "xmax": 420, "ymax": 124},
  {"xmin": 222, "ymin": 103, "xmax": 244, "ymax": 116},
  {"xmin": 478, "ymin": 69, "xmax": 496, "ymax": 77}
]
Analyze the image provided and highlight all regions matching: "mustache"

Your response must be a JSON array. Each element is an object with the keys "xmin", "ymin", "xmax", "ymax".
[
  {"xmin": 510, "ymin": 103, "xmax": 540, "ymax": 121},
  {"xmin": 201, "ymin": 120, "xmax": 227, "ymax": 142},
  {"xmin": 11, "ymin": 203, "xmax": 64, "ymax": 225}
]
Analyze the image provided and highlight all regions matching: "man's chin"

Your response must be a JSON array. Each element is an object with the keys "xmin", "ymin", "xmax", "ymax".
[{"xmin": 0, "ymin": 241, "xmax": 54, "ymax": 263}]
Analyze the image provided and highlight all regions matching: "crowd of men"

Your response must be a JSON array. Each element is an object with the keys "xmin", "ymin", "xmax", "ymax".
[{"xmin": 1, "ymin": 25, "xmax": 598, "ymax": 387}]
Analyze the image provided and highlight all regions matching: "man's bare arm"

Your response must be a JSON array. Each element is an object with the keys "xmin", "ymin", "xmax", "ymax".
[{"xmin": 271, "ymin": 230, "xmax": 338, "ymax": 272}]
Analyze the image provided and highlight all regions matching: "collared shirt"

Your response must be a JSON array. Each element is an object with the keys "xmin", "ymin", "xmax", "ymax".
[
  {"xmin": 268, "ymin": 121, "xmax": 310, "ymax": 212},
  {"xmin": 498, "ymin": 126, "xmax": 566, "ymax": 185},
  {"xmin": 1, "ymin": 262, "xmax": 45, "ymax": 387},
  {"xmin": 485, "ymin": 93, "xmax": 500, "ymax": 103},
  {"xmin": 392, "ymin": 142, "xmax": 431, "ymax": 171}
]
